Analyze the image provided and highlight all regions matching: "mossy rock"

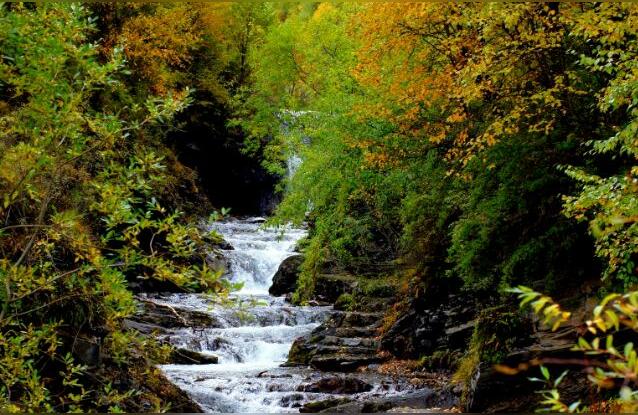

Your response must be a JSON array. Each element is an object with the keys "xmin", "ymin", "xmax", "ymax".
[
  {"xmin": 472, "ymin": 306, "xmax": 533, "ymax": 364},
  {"xmin": 358, "ymin": 278, "xmax": 398, "ymax": 298},
  {"xmin": 419, "ymin": 349, "xmax": 462, "ymax": 372},
  {"xmin": 287, "ymin": 336, "xmax": 315, "ymax": 365},
  {"xmin": 334, "ymin": 293, "xmax": 355, "ymax": 311}
]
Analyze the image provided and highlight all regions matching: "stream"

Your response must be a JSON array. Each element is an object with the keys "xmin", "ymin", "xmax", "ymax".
[{"xmin": 142, "ymin": 218, "xmax": 417, "ymax": 412}]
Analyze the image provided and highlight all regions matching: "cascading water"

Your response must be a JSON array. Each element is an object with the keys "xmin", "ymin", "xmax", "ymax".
[
  {"xmin": 150, "ymin": 218, "xmax": 331, "ymax": 412},
  {"xmin": 144, "ymin": 218, "xmax": 419, "ymax": 412}
]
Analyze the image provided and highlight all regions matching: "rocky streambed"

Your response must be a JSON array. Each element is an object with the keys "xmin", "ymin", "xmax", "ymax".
[{"xmin": 129, "ymin": 217, "xmax": 459, "ymax": 412}]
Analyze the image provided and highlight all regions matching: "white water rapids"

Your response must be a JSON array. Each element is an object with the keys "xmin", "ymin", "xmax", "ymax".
[{"xmin": 154, "ymin": 218, "xmax": 333, "ymax": 412}]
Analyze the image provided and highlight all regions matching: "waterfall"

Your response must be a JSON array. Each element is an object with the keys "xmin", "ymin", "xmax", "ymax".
[
  {"xmin": 155, "ymin": 218, "xmax": 332, "ymax": 412},
  {"xmin": 145, "ymin": 217, "xmax": 414, "ymax": 412},
  {"xmin": 212, "ymin": 219, "xmax": 305, "ymax": 295},
  {"xmin": 286, "ymin": 153, "xmax": 302, "ymax": 179}
]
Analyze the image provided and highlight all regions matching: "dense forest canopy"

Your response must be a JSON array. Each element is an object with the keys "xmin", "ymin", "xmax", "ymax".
[{"xmin": 1, "ymin": 2, "xmax": 637, "ymax": 413}]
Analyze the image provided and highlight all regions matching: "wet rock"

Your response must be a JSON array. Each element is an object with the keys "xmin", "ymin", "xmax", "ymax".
[
  {"xmin": 279, "ymin": 393, "xmax": 304, "ymax": 407},
  {"xmin": 257, "ymin": 371, "xmax": 293, "ymax": 378},
  {"xmin": 310, "ymin": 355, "xmax": 382, "ymax": 372},
  {"xmin": 127, "ymin": 276, "xmax": 187, "ymax": 294},
  {"xmin": 217, "ymin": 240, "xmax": 234, "ymax": 250},
  {"xmin": 300, "ymin": 398, "xmax": 353, "ymax": 413},
  {"xmin": 269, "ymin": 254, "xmax": 304, "ymax": 296},
  {"xmin": 287, "ymin": 336, "xmax": 316, "ymax": 366},
  {"xmin": 467, "ymin": 325, "xmax": 587, "ymax": 412},
  {"xmin": 299, "ymin": 376, "xmax": 372, "ymax": 394},
  {"xmin": 307, "ymin": 299, "xmax": 331, "ymax": 306},
  {"xmin": 445, "ymin": 320, "xmax": 476, "ymax": 350},
  {"xmin": 144, "ymin": 371, "xmax": 204, "ymax": 413},
  {"xmin": 171, "ymin": 347, "xmax": 219, "ymax": 364},
  {"xmin": 267, "ymin": 383, "xmax": 289, "ymax": 392},
  {"xmin": 130, "ymin": 299, "xmax": 219, "ymax": 330},
  {"xmin": 206, "ymin": 250, "xmax": 230, "ymax": 275},
  {"xmin": 381, "ymin": 307, "xmax": 445, "ymax": 358},
  {"xmin": 123, "ymin": 319, "xmax": 165, "ymax": 335},
  {"xmin": 308, "ymin": 389, "xmax": 456, "ymax": 413}
]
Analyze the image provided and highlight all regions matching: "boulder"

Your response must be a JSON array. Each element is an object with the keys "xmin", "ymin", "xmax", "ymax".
[
  {"xmin": 123, "ymin": 319, "xmax": 165, "ymax": 335},
  {"xmin": 269, "ymin": 254, "xmax": 304, "ymax": 296},
  {"xmin": 206, "ymin": 250, "xmax": 230, "ymax": 275},
  {"xmin": 299, "ymin": 376, "xmax": 372, "ymax": 394},
  {"xmin": 287, "ymin": 335, "xmax": 317, "ymax": 366},
  {"xmin": 126, "ymin": 276, "xmax": 187, "ymax": 294},
  {"xmin": 171, "ymin": 347, "xmax": 219, "ymax": 364},
  {"xmin": 466, "ymin": 324, "xmax": 591, "ymax": 412},
  {"xmin": 71, "ymin": 335, "xmax": 101, "ymax": 368},
  {"xmin": 217, "ymin": 240, "xmax": 234, "ymax": 250},
  {"xmin": 279, "ymin": 393, "xmax": 305, "ymax": 408}
]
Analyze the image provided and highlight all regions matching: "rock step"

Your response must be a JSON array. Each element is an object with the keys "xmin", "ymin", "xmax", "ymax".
[
  {"xmin": 341, "ymin": 312, "xmax": 385, "ymax": 328},
  {"xmin": 315, "ymin": 345, "xmax": 378, "ymax": 355},
  {"xmin": 333, "ymin": 326, "xmax": 379, "ymax": 338},
  {"xmin": 306, "ymin": 388, "xmax": 457, "ymax": 413},
  {"xmin": 287, "ymin": 310, "xmax": 386, "ymax": 372},
  {"xmin": 310, "ymin": 354, "xmax": 383, "ymax": 372},
  {"xmin": 297, "ymin": 376, "xmax": 373, "ymax": 394},
  {"xmin": 321, "ymin": 335, "xmax": 379, "ymax": 349}
]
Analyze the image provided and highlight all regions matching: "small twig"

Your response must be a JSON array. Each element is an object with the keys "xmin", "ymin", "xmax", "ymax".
[
  {"xmin": 149, "ymin": 232, "xmax": 157, "ymax": 256},
  {"xmin": 0, "ymin": 224, "xmax": 51, "ymax": 232}
]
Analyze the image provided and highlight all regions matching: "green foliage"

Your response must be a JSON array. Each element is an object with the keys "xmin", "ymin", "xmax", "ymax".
[
  {"xmin": 334, "ymin": 293, "xmax": 355, "ymax": 311},
  {"xmin": 242, "ymin": 2, "xmax": 606, "ymax": 303},
  {"xmin": 529, "ymin": 368, "xmax": 581, "ymax": 413},
  {"xmin": 558, "ymin": 4, "xmax": 638, "ymax": 290},
  {"xmin": 510, "ymin": 9, "xmax": 638, "ymax": 410},
  {"xmin": 508, "ymin": 286, "xmax": 572, "ymax": 331},
  {"xmin": 0, "ymin": 4, "xmax": 229, "ymax": 411},
  {"xmin": 514, "ymin": 288, "xmax": 638, "ymax": 412},
  {"xmin": 1, "ymin": 1, "xmax": 637, "ymax": 412}
]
